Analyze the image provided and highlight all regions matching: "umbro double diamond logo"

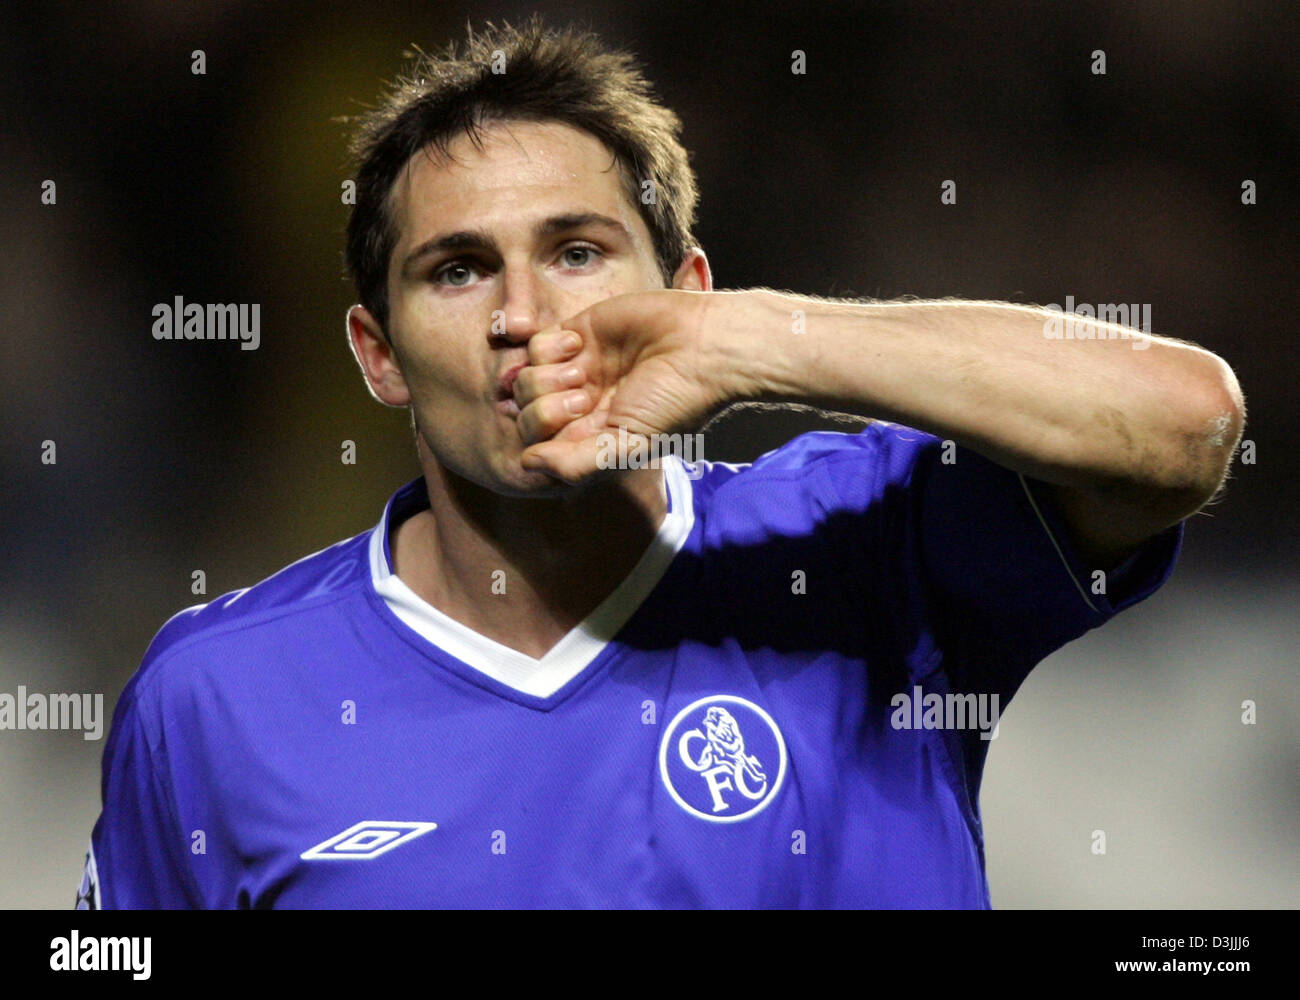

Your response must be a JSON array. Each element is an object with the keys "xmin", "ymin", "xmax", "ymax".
[{"xmin": 300, "ymin": 821, "xmax": 438, "ymax": 860}]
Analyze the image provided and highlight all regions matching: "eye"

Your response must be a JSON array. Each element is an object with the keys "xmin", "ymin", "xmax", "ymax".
[
  {"xmin": 433, "ymin": 261, "xmax": 481, "ymax": 287},
  {"xmin": 559, "ymin": 245, "xmax": 601, "ymax": 269}
]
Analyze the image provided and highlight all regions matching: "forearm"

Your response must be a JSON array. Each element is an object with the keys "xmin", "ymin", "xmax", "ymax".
[{"xmin": 728, "ymin": 290, "xmax": 1245, "ymax": 502}]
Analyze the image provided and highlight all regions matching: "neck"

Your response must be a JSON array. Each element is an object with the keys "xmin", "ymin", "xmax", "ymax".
[{"xmin": 391, "ymin": 445, "xmax": 669, "ymax": 660}]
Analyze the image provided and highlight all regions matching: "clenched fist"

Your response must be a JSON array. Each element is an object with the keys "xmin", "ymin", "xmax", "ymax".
[{"xmin": 513, "ymin": 289, "xmax": 762, "ymax": 483}]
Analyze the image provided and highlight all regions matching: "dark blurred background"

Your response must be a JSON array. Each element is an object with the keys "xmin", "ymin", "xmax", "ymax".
[{"xmin": 1, "ymin": 0, "xmax": 1295, "ymax": 907}]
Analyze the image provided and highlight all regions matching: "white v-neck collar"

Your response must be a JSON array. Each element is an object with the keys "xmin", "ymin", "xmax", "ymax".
[{"xmin": 370, "ymin": 458, "xmax": 696, "ymax": 698}]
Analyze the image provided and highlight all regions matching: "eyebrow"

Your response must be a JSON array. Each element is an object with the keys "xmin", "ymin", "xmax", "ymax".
[{"xmin": 400, "ymin": 212, "xmax": 635, "ymax": 276}]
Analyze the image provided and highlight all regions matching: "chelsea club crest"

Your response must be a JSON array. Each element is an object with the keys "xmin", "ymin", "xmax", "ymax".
[{"xmin": 659, "ymin": 695, "xmax": 788, "ymax": 822}]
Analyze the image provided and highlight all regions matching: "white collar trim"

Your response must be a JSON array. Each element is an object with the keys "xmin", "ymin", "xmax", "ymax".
[{"xmin": 370, "ymin": 458, "xmax": 695, "ymax": 698}]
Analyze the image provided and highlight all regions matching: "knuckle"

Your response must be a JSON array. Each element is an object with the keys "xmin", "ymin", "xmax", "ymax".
[{"xmin": 541, "ymin": 396, "xmax": 565, "ymax": 432}]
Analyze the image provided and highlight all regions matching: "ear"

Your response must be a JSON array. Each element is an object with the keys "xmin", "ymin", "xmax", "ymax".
[
  {"xmin": 671, "ymin": 247, "xmax": 712, "ymax": 292},
  {"xmin": 347, "ymin": 304, "xmax": 411, "ymax": 407}
]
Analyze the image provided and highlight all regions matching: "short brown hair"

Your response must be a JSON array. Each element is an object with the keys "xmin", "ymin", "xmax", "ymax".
[{"xmin": 344, "ymin": 16, "xmax": 701, "ymax": 333}]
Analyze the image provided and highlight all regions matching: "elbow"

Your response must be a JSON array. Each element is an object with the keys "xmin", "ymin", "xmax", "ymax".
[{"xmin": 1171, "ymin": 354, "xmax": 1247, "ymax": 511}]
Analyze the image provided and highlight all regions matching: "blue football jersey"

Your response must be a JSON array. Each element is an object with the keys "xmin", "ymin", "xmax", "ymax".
[{"xmin": 81, "ymin": 422, "xmax": 1182, "ymax": 908}]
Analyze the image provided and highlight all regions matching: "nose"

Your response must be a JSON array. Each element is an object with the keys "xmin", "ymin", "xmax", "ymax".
[{"xmin": 492, "ymin": 264, "xmax": 557, "ymax": 346}]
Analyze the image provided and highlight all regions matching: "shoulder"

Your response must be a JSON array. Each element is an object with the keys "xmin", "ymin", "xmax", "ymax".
[
  {"xmin": 660, "ymin": 422, "xmax": 945, "ymax": 555},
  {"xmin": 682, "ymin": 420, "xmax": 944, "ymax": 507},
  {"xmin": 126, "ymin": 527, "xmax": 373, "ymax": 711}
]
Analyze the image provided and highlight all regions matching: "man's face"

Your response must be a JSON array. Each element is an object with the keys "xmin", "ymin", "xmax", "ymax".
[{"xmin": 379, "ymin": 119, "xmax": 668, "ymax": 495}]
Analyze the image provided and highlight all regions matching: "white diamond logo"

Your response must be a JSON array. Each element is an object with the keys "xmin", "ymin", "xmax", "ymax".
[{"xmin": 300, "ymin": 820, "xmax": 439, "ymax": 860}]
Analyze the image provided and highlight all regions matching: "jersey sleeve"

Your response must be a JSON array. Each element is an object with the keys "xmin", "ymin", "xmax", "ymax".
[
  {"xmin": 831, "ymin": 421, "xmax": 1184, "ymax": 703},
  {"xmin": 822, "ymin": 421, "xmax": 1184, "ymax": 814},
  {"xmin": 83, "ymin": 672, "xmax": 203, "ymax": 909}
]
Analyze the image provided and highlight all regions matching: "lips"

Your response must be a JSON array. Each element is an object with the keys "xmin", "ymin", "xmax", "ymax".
[{"xmin": 496, "ymin": 362, "xmax": 526, "ymax": 401}]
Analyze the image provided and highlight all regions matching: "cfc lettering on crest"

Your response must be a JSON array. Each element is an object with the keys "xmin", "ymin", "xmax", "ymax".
[
  {"xmin": 659, "ymin": 695, "xmax": 788, "ymax": 823},
  {"xmin": 679, "ymin": 707, "xmax": 769, "ymax": 810}
]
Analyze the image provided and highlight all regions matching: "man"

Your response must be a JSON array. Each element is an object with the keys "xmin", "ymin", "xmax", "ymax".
[{"xmin": 80, "ymin": 18, "xmax": 1244, "ymax": 908}]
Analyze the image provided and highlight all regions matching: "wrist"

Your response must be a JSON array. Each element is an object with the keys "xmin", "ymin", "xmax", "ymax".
[{"xmin": 724, "ymin": 289, "xmax": 822, "ymax": 404}]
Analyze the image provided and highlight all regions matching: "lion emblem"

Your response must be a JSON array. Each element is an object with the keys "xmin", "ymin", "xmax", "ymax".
[{"xmin": 692, "ymin": 706, "xmax": 767, "ymax": 788}]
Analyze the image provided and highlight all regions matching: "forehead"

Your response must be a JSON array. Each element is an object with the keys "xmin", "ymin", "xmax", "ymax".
[{"xmin": 388, "ymin": 119, "xmax": 645, "ymax": 250}]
